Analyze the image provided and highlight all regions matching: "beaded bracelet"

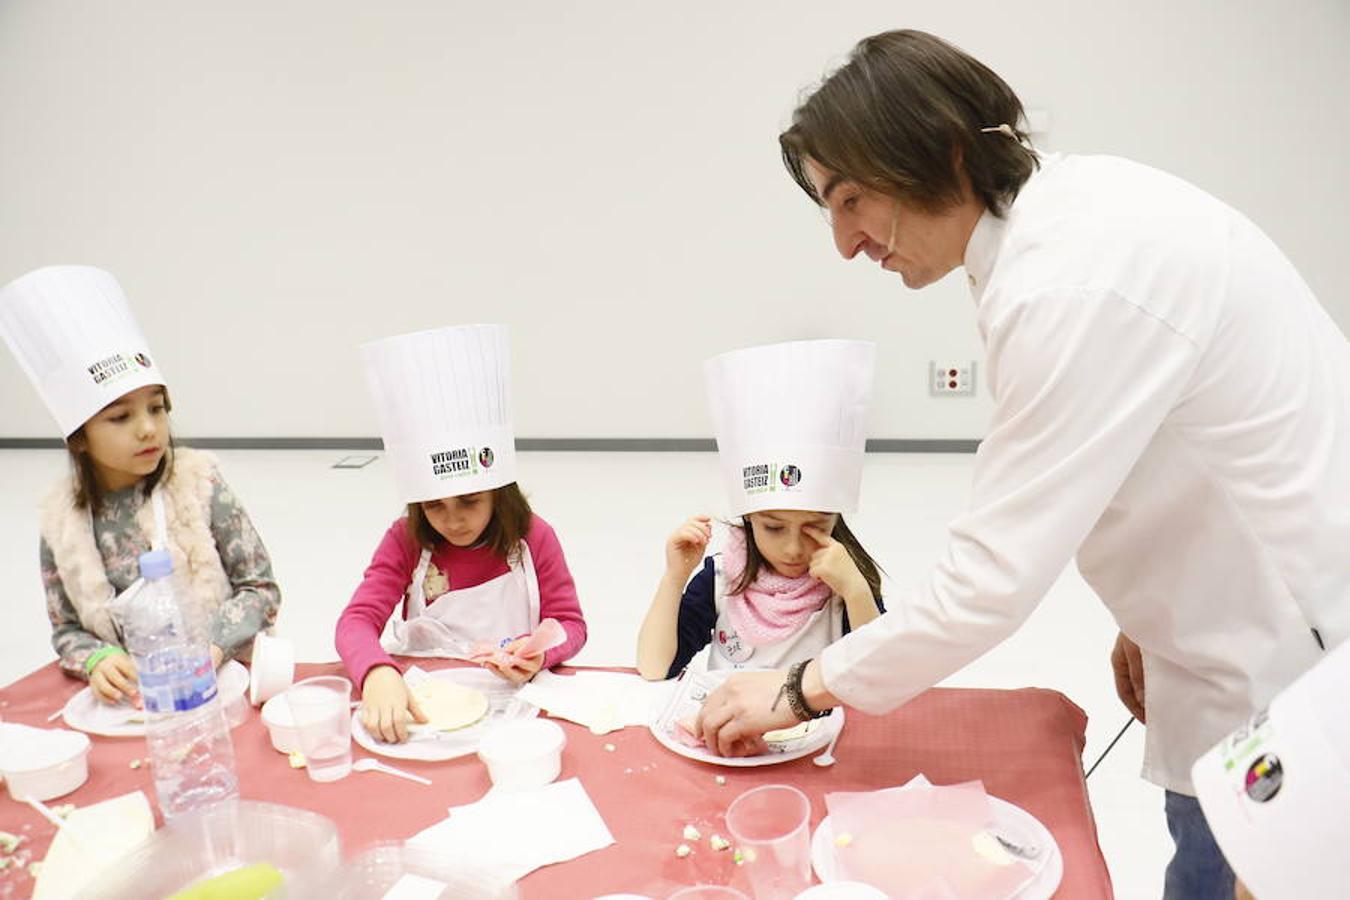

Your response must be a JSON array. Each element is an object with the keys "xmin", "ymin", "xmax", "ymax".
[{"xmin": 784, "ymin": 660, "xmax": 829, "ymax": 722}]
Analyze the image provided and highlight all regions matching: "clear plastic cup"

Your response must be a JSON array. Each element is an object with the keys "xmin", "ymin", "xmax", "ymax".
[
  {"xmin": 724, "ymin": 784, "xmax": 813, "ymax": 900},
  {"xmin": 284, "ymin": 676, "xmax": 353, "ymax": 782},
  {"xmin": 668, "ymin": 887, "xmax": 750, "ymax": 899}
]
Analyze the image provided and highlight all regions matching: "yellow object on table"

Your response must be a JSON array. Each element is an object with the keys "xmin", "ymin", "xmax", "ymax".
[{"xmin": 167, "ymin": 862, "xmax": 284, "ymax": 900}]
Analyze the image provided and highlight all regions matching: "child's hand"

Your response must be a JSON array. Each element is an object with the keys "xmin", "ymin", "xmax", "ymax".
[
  {"xmin": 483, "ymin": 638, "xmax": 545, "ymax": 685},
  {"xmin": 666, "ymin": 515, "xmax": 712, "ymax": 579},
  {"xmin": 91, "ymin": 653, "xmax": 140, "ymax": 706},
  {"xmin": 804, "ymin": 524, "xmax": 870, "ymax": 601},
  {"xmin": 359, "ymin": 665, "xmax": 428, "ymax": 743}
]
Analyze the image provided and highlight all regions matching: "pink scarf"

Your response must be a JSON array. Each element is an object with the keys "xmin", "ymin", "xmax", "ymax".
[{"xmin": 721, "ymin": 525, "xmax": 833, "ymax": 647}]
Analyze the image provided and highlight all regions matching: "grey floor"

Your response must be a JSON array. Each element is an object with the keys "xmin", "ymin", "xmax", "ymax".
[{"xmin": 0, "ymin": 448, "xmax": 1171, "ymax": 897}]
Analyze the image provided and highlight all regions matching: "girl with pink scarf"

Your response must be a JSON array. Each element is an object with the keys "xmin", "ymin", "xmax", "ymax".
[{"xmin": 636, "ymin": 339, "xmax": 885, "ymax": 680}]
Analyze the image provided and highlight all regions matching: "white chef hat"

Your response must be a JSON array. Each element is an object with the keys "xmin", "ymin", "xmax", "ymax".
[
  {"xmin": 0, "ymin": 266, "xmax": 167, "ymax": 437},
  {"xmin": 361, "ymin": 324, "xmax": 517, "ymax": 503},
  {"xmin": 1192, "ymin": 639, "xmax": 1350, "ymax": 900},
  {"xmin": 705, "ymin": 339, "xmax": 876, "ymax": 517}
]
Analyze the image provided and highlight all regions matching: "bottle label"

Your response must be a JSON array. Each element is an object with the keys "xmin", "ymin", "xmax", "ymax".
[{"xmin": 137, "ymin": 650, "xmax": 219, "ymax": 713}]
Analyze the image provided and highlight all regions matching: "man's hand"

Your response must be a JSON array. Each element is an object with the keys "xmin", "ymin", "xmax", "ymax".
[
  {"xmin": 1111, "ymin": 632, "xmax": 1146, "ymax": 723},
  {"xmin": 695, "ymin": 669, "xmax": 800, "ymax": 757}
]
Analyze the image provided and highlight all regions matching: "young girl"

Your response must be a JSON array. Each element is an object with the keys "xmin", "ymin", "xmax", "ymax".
[
  {"xmin": 0, "ymin": 266, "xmax": 281, "ymax": 703},
  {"xmin": 637, "ymin": 339, "xmax": 884, "ymax": 680},
  {"xmin": 336, "ymin": 324, "xmax": 587, "ymax": 744}
]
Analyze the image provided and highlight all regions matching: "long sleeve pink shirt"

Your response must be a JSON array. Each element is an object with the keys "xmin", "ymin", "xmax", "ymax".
[{"xmin": 335, "ymin": 514, "xmax": 587, "ymax": 690}]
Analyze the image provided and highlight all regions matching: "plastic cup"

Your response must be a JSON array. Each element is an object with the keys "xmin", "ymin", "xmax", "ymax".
[
  {"xmin": 724, "ymin": 784, "xmax": 813, "ymax": 900},
  {"xmin": 284, "ymin": 676, "xmax": 353, "ymax": 782},
  {"xmin": 668, "ymin": 888, "xmax": 750, "ymax": 900}
]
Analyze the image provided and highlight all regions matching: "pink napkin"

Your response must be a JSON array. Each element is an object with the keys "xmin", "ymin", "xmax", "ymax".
[
  {"xmin": 469, "ymin": 618, "xmax": 567, "ymax": 669},
  {"xmin": 671, "ymin": 714, "xmax": 705, "ymax": 749},
  {"xmin": 825, "ymin": 780, "xmax": 1036, "ymax": 899}
]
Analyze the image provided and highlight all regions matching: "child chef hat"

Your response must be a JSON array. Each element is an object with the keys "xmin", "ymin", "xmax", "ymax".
[
  {"xmin": 1192, "ymin": 639, "xmax": 1350, "ymax": 900},
  {"xmin": 361, "ymin": 324, "xmax": 517, "ymax": 504},
  {"xmin": 705, "ymin": 339, "xmax": 876, "ymax": 517},
  {"xmin": 0, "ymin": 265, "xmax": 167, "ymax": 438}
]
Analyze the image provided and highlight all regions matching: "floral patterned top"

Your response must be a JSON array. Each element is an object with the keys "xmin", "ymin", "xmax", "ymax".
[{"xmin": 40, "ymin": 466, "xmax": 281, "ymax": 679}]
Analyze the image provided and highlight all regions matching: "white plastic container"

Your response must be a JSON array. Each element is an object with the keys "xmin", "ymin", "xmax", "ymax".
[
  {"xmin": 249, "ymin": 634, "xmax": 295, "ymax": 706},
  {"xmin": 476, "ymin": 719, "xmax": 565, "ymax": 791},
  {"xmin": 793, "ymin": 883, "xmax": 889, "ymax": 900},
  {"xmin": 76, "ymin": 799, "xmax": 340, "ymax": 900},
  {"xmin": 261, "ymin": 693, "xmax": 303, "ymax": 754},
  {"xmin": 0, "ymin": 727, "xmax": 90, "ymax": 801}
]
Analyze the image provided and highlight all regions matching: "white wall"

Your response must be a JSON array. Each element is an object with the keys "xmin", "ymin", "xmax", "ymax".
[{"xmin": 1, "ymin": 0, "xmax": 1346, "ymax": 440}]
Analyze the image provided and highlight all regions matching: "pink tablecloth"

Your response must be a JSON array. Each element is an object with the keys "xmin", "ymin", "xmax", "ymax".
[{"xmin": 0, "ymin": 661, "xmax": 1113, "ymax": 898}]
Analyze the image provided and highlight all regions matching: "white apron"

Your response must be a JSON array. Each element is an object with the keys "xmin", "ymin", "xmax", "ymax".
[
  {"xmin": 706, "ymin": 555, "xmax": 844, "ymax": 671},
  {"xmin": 385, "ymin": 543, "xmax": 541, "ymax": 658}
]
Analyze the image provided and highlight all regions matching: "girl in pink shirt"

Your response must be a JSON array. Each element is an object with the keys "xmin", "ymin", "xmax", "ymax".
[
  {"xmin": 336, "ymin": 484, "xmax": 586, "ymax": 743},
  {"xmin": 338, "ymin": 323, "xmax": 586, "ymax": 743}
]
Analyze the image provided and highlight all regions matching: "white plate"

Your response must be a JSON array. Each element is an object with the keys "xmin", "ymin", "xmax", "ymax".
[
  {"xmin": 351, "ymin": 667, "xmax": 538, "ymax": 762},
  {"xmin": 810, "ymin": 800, "xmax": 1063, "ymax": 900},
  {"xmin": 62, "ymin": 659, "xmax": 250, "ymax": 738},
  {"xmin": 648, "ymin": 667, "xmax": 844, "ymax": 768}
]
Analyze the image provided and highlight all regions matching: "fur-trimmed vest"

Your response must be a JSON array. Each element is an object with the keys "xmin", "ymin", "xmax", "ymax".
[{"xmin": 39, "ymin": 447, "xmax": 232, "ymax": 646}]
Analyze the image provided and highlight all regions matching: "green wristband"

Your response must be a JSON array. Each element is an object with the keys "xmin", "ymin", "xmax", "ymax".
[{"xmin": 84, "ymin": 645, "xmax": 128, "ymax": 675}]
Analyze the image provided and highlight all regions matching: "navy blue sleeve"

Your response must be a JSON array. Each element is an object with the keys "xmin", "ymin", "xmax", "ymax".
[
  {"xmin": 665, "ymin": 557, "xmax": 718, "ymax": 678},
  {"xmin": 840, "ymin": 594, "xmax": 886, "ymax": 635}
]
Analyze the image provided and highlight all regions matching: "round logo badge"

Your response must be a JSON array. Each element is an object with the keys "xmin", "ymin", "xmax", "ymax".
[
  {"xmin": 1244, "ymin": 753, "xmax": 1283, "ymax": 803},
  {"xmin": 715, "ymin": 626, "xmax": 754, "ymax": 664},
  {"xmin": 479, "ymin": 447, "xmax": 495, "ymax": 469},
  {"xmin": 134, "ymin": 352, "xmax": 152, "ymax": 368},
  {"xmin": 780, "ymin": 464, "xmax": 801, "ymax": 487}
]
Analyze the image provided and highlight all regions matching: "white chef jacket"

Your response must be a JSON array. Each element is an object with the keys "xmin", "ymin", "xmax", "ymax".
[{"xmin": 820, "ymin": 152, "xmax": 1350, "ymax": 794}]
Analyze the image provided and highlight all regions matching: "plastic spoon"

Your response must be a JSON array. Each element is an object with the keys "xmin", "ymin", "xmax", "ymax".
[
  {"xmin": 813, "ymin": 726, "xmax": 843, "ymax": 767},
  {"xmin": 351, "ymin": 758, "xmax": 432, "ymax": 785}
]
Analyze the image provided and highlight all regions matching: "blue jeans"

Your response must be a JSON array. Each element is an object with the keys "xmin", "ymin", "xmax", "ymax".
[{"xmin": 1164, "ymin": 790, "xmax": 1235, "ymax": 900}]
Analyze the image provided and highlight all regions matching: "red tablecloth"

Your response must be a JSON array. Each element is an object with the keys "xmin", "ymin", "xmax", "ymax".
[{"xmin": 0, "ymin": 662, "xmax": 1113, "ymax": 898}]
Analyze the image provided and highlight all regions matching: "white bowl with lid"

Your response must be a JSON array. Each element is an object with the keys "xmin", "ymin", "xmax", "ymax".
[
  {"xmin": 0, "ymin": 726, "xmax": 91, "ymax": 801},
  {"xmin": 476, "ymin": 719, "xmax": 566, "ymax": 791}
]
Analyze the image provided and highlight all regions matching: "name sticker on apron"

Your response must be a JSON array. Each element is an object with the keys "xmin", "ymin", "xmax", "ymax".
[{"xmin": 715, "ymin": 626, "xmax": 754, "ymax": 665}]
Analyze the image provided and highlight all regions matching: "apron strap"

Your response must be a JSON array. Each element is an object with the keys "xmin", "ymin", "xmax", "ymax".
[
  {"xmin": 151, "ymin": 490, "xmax": 169, "ymax": 551},
  {"xmin": 515, "ymin": 542, "xmax": 542, "ymax": 630},
  {"xmin": 404, "ymin": 548, "xmax": 434, "ymax": 619}
]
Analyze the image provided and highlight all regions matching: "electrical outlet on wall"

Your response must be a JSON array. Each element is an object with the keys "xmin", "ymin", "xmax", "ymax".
[{"xmin": 929, "ymin": 360, "xmax": 977, "ymax": 396}]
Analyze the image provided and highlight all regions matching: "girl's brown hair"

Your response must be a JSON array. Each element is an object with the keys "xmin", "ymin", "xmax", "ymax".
[
  {"xmin": 780, "ymin": 29, "xmax": 1038, "ymax": 217},
  {"xmin": 730, "ymin": 515, "xmax": 883, "ymax": 600},
  {"xmin": 65, "ymin": 388, "xmax": 175, "ymax": 514},
  {"xmin": 406, "ymin": 482, "xmax": 534, "ymax": 561}
]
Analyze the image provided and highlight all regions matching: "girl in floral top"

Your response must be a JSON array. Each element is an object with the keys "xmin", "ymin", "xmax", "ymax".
[
  {"xmin": 38, "ymin": 384, "xmax": 281, "ymax": 701},
  {"xmin": 0, "ymin": 265, "xmax": 280, "ymax": 705}
]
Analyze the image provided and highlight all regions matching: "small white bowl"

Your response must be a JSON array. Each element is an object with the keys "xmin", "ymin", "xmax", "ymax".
[
  {"xmin": 261, "ymin": 693, "xmax": 303, "ymax": 754},
  {"xmin": 477, "ymin": 719, "xmax": 566, "ymax": 791},
  {"xmin": 0, "ymin": 728, "xmax": 91, "ymax": 801}
]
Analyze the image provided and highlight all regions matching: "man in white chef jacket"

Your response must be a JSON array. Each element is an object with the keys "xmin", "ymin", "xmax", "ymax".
[{"xmin": 696, "ymin": 29, "xmax": 1350, "ymax": 898}]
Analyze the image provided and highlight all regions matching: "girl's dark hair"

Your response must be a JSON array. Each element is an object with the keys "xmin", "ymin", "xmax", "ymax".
[
  {"xmin": 406, "ymin": 482, "xmax": 533, "ymax": 561},
  {"xmin": 65, "ymin": 388, "xmax": 175, "ymax": 514},
  {"xmin": 780, "ymin": 29, "xmax": 1038, "ymax": 217},
  {"xmin": 730, "ymin": 515, "xmax": 883, "ymax": 601}
]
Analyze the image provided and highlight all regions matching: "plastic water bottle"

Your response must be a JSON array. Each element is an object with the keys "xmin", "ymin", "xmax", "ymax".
[{"xmin": 124, "ymin": 549, "xmax": 239, "ymax": 819}]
